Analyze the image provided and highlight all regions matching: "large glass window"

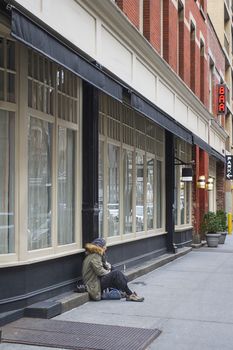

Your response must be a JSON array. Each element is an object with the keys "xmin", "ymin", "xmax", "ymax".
[
  {"xmin": 0, "ymin": 37, "xmax": 16, "ymax": 103},
  {"xmin": 136, "ymin": 153, "xmax": 144, "ymax": 232},
  {"xmin": 58, "ymin": 127, "xmax": 75, "ymax": 245},
  {"xmin": 107, "ymin": 144, "xmax": 120, "ymax": 237},
  {"xmin": 147, "ymin": 157, "xmax": 154, "ymax": 230},
  {"xmin": 99, "ymin": 140, "xmax": 104, "ymax": 236},
  {"xmin": 28, "ymin": 50, "xmax": 54, "ymax": 115},
  {"xmin": 99, "ymin": 93, "xmax": 165, "ymax": 241},
  {"xmin": 156, "ymin": 160, "xmax": 162, "ymax": 228},
  {"xmin": 123, "ymin": 149, "xmax": 133, "ymax": 234},
  {"xmin": 0, "ymin": 35, "xmax": 16, "ymax": 256},
  {"xmin": 27, "ymin": 51, "xmax": 80, "ymax": 251},
  {"xmin": 174, "ymin": 139, "xmax": 192, "ymax": 226},
  {"xmin": 0, "ymin": 110, "xmax": 15, "ymax": 254},
  {"xmin": 28, "ymin": 117, "xmax": 52, "ymax": 250}
]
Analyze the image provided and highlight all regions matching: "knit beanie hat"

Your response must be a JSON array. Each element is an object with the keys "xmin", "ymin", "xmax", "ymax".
[{"xmin": 92, "ymin": 238, "xmax": 106, "ymax": 248}]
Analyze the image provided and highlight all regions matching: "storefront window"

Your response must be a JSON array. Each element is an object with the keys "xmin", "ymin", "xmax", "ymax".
[
  {"xmin": 27, "ymin": 51, "xmax": 80, "ymax": 251},
  {"xmin": 136, "ymin": 153, "xmax": 144, "ymax": 232},
  {"xmin": 174, "ymin": 139, "xmax": 192, "ymax": 226},
  {"xmin": 123, "ymin": 149, "xmax": 133, "ymax": 234},
  {"xmin": 0, "ymin": 37, "xmax": 16, "ymax": 103},
  {"xmin": 156, "ymin": 160, "xmax": 162, "ymax": 228},
  {"xmin": 28, "ymin": 117, "xmax": 52, "ymax": 250},
  {"xmin": 28, "ymin": 49, "xmax": 54, "ymax": 115},
  {"xmin": 147, "ymin": 157, "xmax": 154, "ymax": 230},
  {"xmin": 57, "ymin": 127, "xmax": 75, "ymax": 245},
  {"xmin": 180, "ymin": 184, "xmax": 185, "ymax": 225},
  {"xmin": 0, "ymin": 110, "xmax": 15, "ymax": 254},
  {"xmin": 99, "ymin": 140, "xmax": 104, "ymax": 236},
  {"xmin": 99, "ymin": 93, "xmax": 165, "ymax": 240},
  {"xmin": 186, "ymin": 182, "xmax": 191, "ymax": 223},
  {"xmin": 107, "ymin": 143, "xmax": 120, "ymax": 237}
]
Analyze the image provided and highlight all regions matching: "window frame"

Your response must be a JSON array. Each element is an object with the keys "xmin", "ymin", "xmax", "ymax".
[
  {"xmin": 174, "ymin": 139, "xmax": 192, "ymax": 229},
  {"xmin": 99, "ymin": 93, "xmax": 166, "ymax": 245},
  {"xmin": 25, "ymin": 51, "xmax": 82, "ymax": 260},
  {"xmin": 1, "ymin": 43, "xmax": 83, "ymax": 265},
  {"xmin": 0, "ymin": 32, "xmax": 19, "ymax": 264}
]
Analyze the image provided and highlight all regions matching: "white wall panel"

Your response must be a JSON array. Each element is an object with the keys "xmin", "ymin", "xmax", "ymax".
[
  {"xmin": 198, "ymin": 119, "xmax": 208, "ymax": 141},
  {"xmin": 157, "ymin": 81, "xmax": 174, "ymax": 115},
  {"xmin": 134, "ymin": 58, "xmax": 156, "ymax": 102},
  {"xmin": 175, "ymin": 98, "xmax": 188, "ymax": 125},
  {"xmin": 188, "ymin": 109, "xmax": 198, "ymax": 132},
  {"xmin": 16, "ymin": 0, "xmax": 42, "ymax": 14},
  {"xmin": 17, "ymin": 0, "xmax": 97, "ymax": 57},
  {"xmin": 101, "ymin": 27, "xmax": 132, "ymax": 83},
  {"xmin": 209, "ymin": 130, "xmax": 215, "ymax": 145},
  {"xmin": 212, "ymin": 133, "xmax": 223, "ymax": 154}
]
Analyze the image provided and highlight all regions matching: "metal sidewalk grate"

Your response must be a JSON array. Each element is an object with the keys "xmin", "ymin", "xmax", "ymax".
[{"xmin": 1, "ymin": 317, "xmax": 161, "ymax": 350}]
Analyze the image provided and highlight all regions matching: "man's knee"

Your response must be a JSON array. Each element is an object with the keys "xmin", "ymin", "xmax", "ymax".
[{"xmin": 111, "ymin": 269, "xmax": 127, "ymax": 281}]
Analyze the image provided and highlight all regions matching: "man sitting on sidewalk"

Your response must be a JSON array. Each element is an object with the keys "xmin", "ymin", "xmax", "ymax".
[{"xmin": 82, "ymin": 238, "xmax": 144, "ymax": 302}]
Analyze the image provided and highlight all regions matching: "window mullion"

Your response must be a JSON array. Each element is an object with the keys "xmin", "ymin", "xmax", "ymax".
[
  {"xmin": 18, "ymin": 45, "xmax": 28, "ymax": 260},
  {"xmin": 144, "ymin": 153, "xmax": 147, "ymax": 233}
]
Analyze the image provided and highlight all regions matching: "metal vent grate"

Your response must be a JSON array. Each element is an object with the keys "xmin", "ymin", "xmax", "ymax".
[{"xmin": 2, "ymin": 317, "xmax": 161, "ymax": 350}]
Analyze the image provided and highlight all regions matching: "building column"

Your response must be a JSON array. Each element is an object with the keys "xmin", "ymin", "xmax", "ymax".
[
  {"xmin": 82, "ymin": 82, "xmax": 99, "ymax": 245},
  {"xmin": 165, "ymin": 130, "xmax": 175, "ymax": 252},
  {"xmin": 194, "ymin": 147, "xmax": 209, "ymax": 240}
]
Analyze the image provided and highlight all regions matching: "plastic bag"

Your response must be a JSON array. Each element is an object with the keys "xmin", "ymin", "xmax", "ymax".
[{"xmin": 101, "ymin": 288, "xmax": 121, "ymax": 300}]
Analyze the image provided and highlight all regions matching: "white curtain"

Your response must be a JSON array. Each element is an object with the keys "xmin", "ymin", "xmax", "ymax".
[
  {"xmin": 28, "ymin": 117, "xmax": 52, "ymax": 250},
  {"xmin": 0, "ymin": 110, "xmax": 15, "ymax": 254},
  {"xmin": 58, "ymin": 127, "xmax": 75, "ymax": 245}
]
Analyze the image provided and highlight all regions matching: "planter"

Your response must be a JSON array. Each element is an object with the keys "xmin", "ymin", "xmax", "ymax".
[
  {"xmin": 205, "ymin": 233, "xmax": 220, "ymax": 247},
  {"xmin": 218, "ymin": 232, "xmax": 227, "ymax": 244}
]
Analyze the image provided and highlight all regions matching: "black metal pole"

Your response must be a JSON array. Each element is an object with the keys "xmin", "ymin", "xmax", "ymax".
[
  {"xmin": 165, "ymin": 130, "xmax": 176, "ymax": 252},
  {"xmin": 82, "ymin": 81, "xmax": 99, "ymax": 245}
]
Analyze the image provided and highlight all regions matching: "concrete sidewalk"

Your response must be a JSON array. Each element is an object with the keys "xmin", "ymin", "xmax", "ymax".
[{"xmin": 1, "ymin": 235, "xmax": 233, "ymax": 350}]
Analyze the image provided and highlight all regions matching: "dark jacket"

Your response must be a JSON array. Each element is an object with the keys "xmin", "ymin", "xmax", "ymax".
[{"xmin": 82, "ymin": 243, "xmax": 109, "ymax": 300}]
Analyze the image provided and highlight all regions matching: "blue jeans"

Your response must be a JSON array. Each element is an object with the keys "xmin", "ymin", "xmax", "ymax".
[{"xmin": 100, "ymin": 270, "xmax": 132, "ymax": 295}]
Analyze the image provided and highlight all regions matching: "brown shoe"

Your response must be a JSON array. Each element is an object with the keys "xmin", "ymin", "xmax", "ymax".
[{"xmin": 126, "ymin": 292, "xmax": 144, "ymax": 302}]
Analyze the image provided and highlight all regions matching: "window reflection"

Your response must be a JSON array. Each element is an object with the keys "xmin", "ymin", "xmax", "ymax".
[
  {"xmin": 57, "ymin": 127, "xmax": 75, "ymax": 245},
  {"xmin": 180, "ymin": 187, "xmax": 185, "ymax": 225},
  {"xmin": 147, "ymin": 157, "xmax": 154, "ymax": 230},
  {"xmin": 0, "ymin": 110, "xmax": 15, "ymax": 254},
  {"xmin": 156, "ymin": 160, "xmax": 162, "ymax": 228},
  {"xmin": 99, "ymin": 141, "xmax": 104, "ymax": 236},
  {"xmin": 107, "ymin": 144, "xmax": 120, "ymax": 236},
  {"xmin": 28, "ymin": 117, "xmax": 52, "ymax": 250},
  {"xmin": 136, "ymin": 153, "xmax": 144, "ymax": 232},
  {"xmin": 123, "ymin": 149, "xmax": 133, "ymax": 234}
]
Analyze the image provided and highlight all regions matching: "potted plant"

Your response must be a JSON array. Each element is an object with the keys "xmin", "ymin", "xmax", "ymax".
[
  {"xmin": 201, "ymin": 211, "xmax": 220, "ymax": 247},
  {"xmin": 216, "ymin": 210, "xmax": 227, "ymax": 244}
]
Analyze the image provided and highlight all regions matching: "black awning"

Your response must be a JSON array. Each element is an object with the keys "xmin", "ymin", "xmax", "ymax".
[
  {"xmin": 211, "ymin": 148, "xmax": 226, "ymax": 163},
  {"xmin": 192, "ymin": 134, "xmax": 212, "ymax": 154},
  {"xmin": 193, "ymin": 134, "xmax": 225, "ymax": 163},
  {"xmin": 131, "ymin": 93, "xmax": 193, "ymax": 144},
  {"xmin": 11, "ymin": 8, "xmax": 122, "ymax": 101}
]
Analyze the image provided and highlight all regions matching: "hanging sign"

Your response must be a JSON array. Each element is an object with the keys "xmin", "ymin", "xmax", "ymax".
[
  {"xmin": 181, "ymin": 168, "xmax": 193, "ymax": 182},
  {"xmin": 217, "ymin": 84, "xmax": 226, "ymax": 115},
  {"xmin": 226, "ymin": 155, "xmax": 233, "ymax": 180}
]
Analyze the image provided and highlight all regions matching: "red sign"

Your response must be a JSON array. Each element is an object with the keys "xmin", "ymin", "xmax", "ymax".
[{"xmin": 217, "ymin": 84, "xmax": 226, "ymax": 115}]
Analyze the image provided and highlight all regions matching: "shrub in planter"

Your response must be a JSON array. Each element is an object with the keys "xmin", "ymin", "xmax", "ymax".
[
  {"xmin": 216, "ymin": 210, "xmax": 227, "ymax": 244},
  {"xmin": 201, "ymin": 212, "xmax": 220, "ymax": 247}
]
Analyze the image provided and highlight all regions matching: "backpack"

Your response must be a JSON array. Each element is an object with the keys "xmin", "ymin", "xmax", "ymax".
[{"xmin": 101, "ymin": 288, "xmax": 121, "ymax": 300}]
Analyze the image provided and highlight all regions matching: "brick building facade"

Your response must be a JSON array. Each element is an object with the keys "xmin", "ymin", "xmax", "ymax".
[
  {"xmin": 0, "ymin": 0, "xmax": 227, "ymax": 319},
  {"xmin": 114, "ymin": 0, "xmax": 227, "ymax": 238}
]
